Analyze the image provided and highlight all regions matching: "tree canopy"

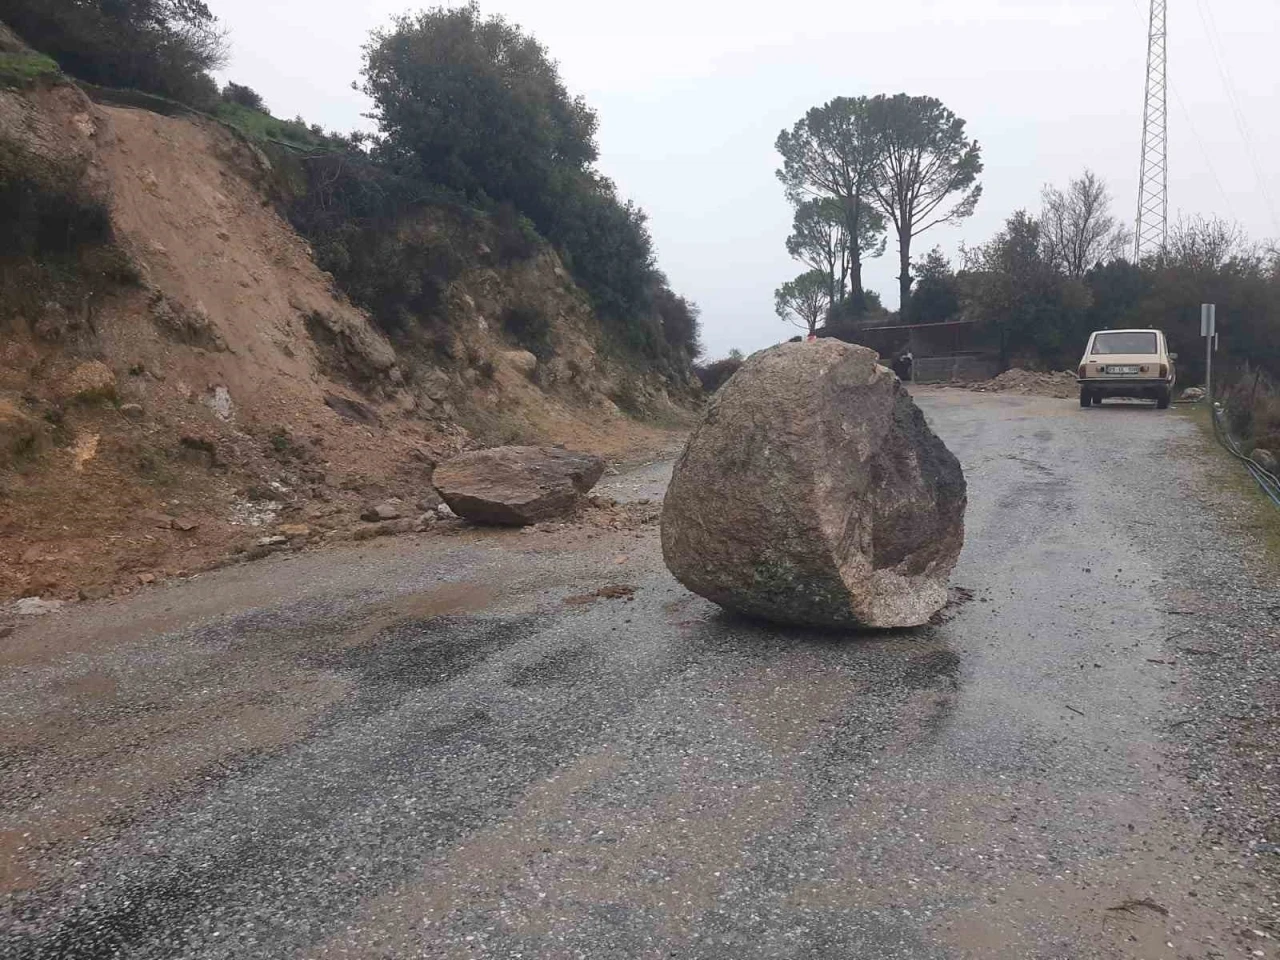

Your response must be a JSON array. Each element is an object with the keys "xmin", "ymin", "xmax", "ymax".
[
  {"xmin": 774, "ymin": 270, "xmax": 832, "ymax": 335},
  {"xmin": 910, "ymin": 247, "xmax": 961, "ymax": 324},
  {"xmin": 1040, "ymin": 169, "xmax": 1129, "ymax": 278},
  {"xmin": 776, "ymin": 97, "xmax": 886, "ymax": 305},
  {"xmin": 357, "ymin": 3, "xmax": 698, "ymax": 366},
  {"xmin": 362, "ymin": 3, "xmax": 597, "ymax": 219},
  {"xmin": 865, "ymin": 94, "xmax": 983, "ymax": 318}
]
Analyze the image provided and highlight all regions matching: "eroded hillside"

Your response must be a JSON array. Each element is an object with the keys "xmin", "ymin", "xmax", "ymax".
[{"xmin": 0, "ymin": 77, "xmax": 692, "ymax": 601}]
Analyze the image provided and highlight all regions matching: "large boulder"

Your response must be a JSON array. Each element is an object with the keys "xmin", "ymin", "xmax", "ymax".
[
  {"xmin": 433, "ymin": 446, "xmax": 605, "ymax": 525},
  {"xmin": 661, "ymin": 340, "xmax": 966, "ymax": 628}
]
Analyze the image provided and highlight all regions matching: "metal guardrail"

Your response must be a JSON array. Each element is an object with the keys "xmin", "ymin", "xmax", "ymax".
[{"xmin": 1211, "ymin": 400, "xmax": 1280, "ymax": 509}]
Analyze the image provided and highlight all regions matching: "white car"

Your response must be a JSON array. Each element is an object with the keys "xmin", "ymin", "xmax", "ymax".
[{"xmin": 1076, "ymin": 329, "xmax": 1177, "ymax": 409}]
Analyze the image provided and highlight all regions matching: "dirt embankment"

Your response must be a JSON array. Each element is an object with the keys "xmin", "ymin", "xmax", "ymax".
[
  {"xmin": 950, "ymin": 368, "xmax": 1079, "ymax": 399},
  {"xmin": 0, "ymin": 81, "xmax": 691, "ymax": 603}
]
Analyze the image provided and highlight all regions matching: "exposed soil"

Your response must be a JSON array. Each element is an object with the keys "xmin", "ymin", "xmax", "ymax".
[
  {"xmin": 955, "ymin": 367, "xmax": 1080, "ymax": 398},
  {"xmin": 0, "ymin": 83, "xmax": 694, "ymax": 605}
]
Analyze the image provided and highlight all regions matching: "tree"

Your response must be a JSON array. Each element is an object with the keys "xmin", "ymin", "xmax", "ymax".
[
  {"xmin": 911, "ymin": 246, "xmax": 960, "ymax": 324},
  {"xmin": 362, "ymin": 3, "xmax": 598, "ymax": 221},
  {"xmin": 865, "ymin": 94, "xmax": 982, "ymax": 319},
  {"xmin": 785, "ymin": 197, "xmax": 847, "ymax": 303},
  {"xmin": 960, "ymin": 211, "xmax": 1090, "ymax": 367},
  {"xmin": 775, "ymin": 270, "xmax": 832, "ymax": 335},
  {"xmin": 776, "ymin": 97, "xmax": 886, "ymax": 304},
  {"xmin": 1040, "ymin": 169, "xmax": 1129, "ymax": 278},
  {"xmin": 1164, "ymin": 214, "xmax": 1255, "ymax": 273}
]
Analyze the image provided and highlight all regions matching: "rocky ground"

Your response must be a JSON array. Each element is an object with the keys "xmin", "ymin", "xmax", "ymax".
[{"xmin": 2, "ymin": 390, "xmax": 1278, "ymax": 959}]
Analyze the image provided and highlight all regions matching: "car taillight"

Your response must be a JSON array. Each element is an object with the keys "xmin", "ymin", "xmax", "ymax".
[
  {"xmin": 1158, "ymin": 364, "xmax": 1167, "ymax": 378},
  {"xmin": 1078, "ymin": 364, "xmax": 1087, "ymax": 378}
]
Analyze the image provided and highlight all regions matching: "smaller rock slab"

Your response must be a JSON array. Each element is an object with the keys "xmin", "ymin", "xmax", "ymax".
[{"xmin": 433, "ymin": 446, "xmax": 605, "ymax": 526}]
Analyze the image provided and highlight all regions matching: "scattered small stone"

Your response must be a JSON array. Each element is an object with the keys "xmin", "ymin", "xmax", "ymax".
[
  {"xmin": 137, "ymin": 572, "xmax": 156, "ymax": 585},
  {"xmin": 14, "ymin": 597, "xmax": 65, "ymax": 616},
  {"xmin": 257, "ymin": 535, "xmax": 288, "ymax": 547},
  {"xmin": 361, "ymin": 502, "xmax": 401, "ymax": 522},
  {"xmin": 436, "ymin": 502, "xmax": 457, "ymax": 519},
  {"xmin": 172, "ymin": 517, "xmax": 199, "ymax": 532},
  {"xmin": 351, "ymin": 518, "xmax": 416, "ymax": 541},
  {"xmin": 119, "ymin": 402, "xmax": 145, "ymax": 420},
  {"xmin": 278, "ymin": 524, "xmax": 311, "ymax": 538}
]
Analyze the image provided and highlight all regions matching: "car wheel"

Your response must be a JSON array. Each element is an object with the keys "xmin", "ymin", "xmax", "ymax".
[
  {"xmin": 1156, "ymin": 389, "xmax": 1170, "ymax": 410},
  {"xmin": 1080, "ymin": 388, "xmax": 1091, "ymax": 408},
  {"xmin": 1092, "ymin": 393, "xmax": 1103, "ymax": 406}
]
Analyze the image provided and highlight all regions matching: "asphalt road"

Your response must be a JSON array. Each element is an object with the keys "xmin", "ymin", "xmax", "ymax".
[{"xmin": 3, "ymin": 390, "xmax": 1276, "ymax": 959}]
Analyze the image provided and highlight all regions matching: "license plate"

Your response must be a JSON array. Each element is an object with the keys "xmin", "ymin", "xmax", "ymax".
[{"xmin": 1106, "ymin": 365, "xmax": 1139, "ymax": 374}]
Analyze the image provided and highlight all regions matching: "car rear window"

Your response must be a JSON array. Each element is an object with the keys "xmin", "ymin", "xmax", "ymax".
[{"xmin": 1091, "ymin": 332, "xmax": 1158, "ymax": 355}]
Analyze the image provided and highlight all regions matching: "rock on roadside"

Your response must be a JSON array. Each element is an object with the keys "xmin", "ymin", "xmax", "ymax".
[
  {"xmin": 433, "ymin": 446, "xmax": 605, "ymax": 526},
  {"xmin": 661, "ymin": 340, "xmax": 966, "ymax": 629}
]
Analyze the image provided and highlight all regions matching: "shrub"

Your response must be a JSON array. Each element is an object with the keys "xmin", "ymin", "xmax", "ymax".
[
  {"xmin": 652, "ymin": 283, "xmax": 702, "ymax": 358},
  {"xmin": 502, "ymin": 304, "xmax": 552, "ymax": 360},
  {"xmin": 693, "ymin": 353, "xmax": 744, "ymax": 393},
  {"xmin": 0, "ymin": 150, "xmax": 112, "ymax": 259},
  {"xmin": 0, "ymin": 142, "xmax": 130, "ymax": 334},
  {"xmin": 4, "ymin": 0, "xmax": 227, "ymax": 107},
  {"xmin": 220, "ymin": 81, "xmax": 265, "ymax": 112}
]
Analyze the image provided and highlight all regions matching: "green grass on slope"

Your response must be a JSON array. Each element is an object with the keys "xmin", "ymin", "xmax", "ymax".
[
  {"xmin": 212, "ymin": 102, "xmax": 334, "ymax": 152},
  {"xmin": 0, "ymin": 52, "xmax": 61, "ymax": 88}
]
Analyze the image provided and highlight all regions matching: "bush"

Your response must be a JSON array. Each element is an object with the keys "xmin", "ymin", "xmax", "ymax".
[
  {"xmin": 4, "ymin": 0, "xmax": 227, "ymax": 107},
  {"xmin": 0, "ymin": 151, "xmax": 112, "ymax": 258},
  {"xmin": 273, "ymin": 147, "xmax": 480, "ymax": 339},
  {"xmin": 652, "ymin": 283, "xmax": 702, "ymax": 358},
  {"xmin": 502, "ymin": 304, "xmax": 552, "ymax": 360},
  {"xmin": 693, "ymin": 353, "xmax": 744, "ymax": 393},
  {"xmin": 220, "ymin": 81, "xmax": 265, "ymax": 112},
  {"xmin": 0, "ymin": 142, "xmax": 131, "ymax": 331}
]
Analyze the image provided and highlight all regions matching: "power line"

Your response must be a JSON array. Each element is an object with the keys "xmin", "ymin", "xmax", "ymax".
[
  {"xmin": 1192, "ymin": 0, "xmax": 1280, "ymax": 234},
  {"xmin": 1124, "ymin": 0, "xmax": 1237, "ymax": 227}
]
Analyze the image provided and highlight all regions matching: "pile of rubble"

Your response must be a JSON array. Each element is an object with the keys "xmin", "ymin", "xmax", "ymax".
[{"xmin": 967, "ymin": 368, "xmax": 1079, "ymax": 399}]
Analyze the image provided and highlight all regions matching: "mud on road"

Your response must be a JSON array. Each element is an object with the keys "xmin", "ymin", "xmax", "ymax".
[{"xmin": 3, "ymin": 391, "xmax": 1279, "ymax": 959}]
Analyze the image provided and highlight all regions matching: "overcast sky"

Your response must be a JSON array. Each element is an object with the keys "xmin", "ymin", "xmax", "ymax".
[{"xmin": 211, "ymin": 0, "xmax": 1280, "ymax": 358}]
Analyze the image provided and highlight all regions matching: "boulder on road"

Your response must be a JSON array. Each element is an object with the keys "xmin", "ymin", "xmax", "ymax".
[
  {"xmin": 661, "ymin": 340, "xmax": 966, "ymax": 629},
  {"xmin": 433, "ymin": 446, "xmax": 605, "ymax": 525}
]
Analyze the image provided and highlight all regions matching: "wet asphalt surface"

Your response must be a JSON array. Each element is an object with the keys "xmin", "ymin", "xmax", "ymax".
[{"xmin": 3, "ymin": 390, "xmax": 1278, "ymax": 959}]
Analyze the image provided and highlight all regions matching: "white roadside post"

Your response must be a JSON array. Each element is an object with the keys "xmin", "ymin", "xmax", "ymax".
[{"xmin": 1201, "ymin": 303, "xmax": 1216, "ymax": 401}]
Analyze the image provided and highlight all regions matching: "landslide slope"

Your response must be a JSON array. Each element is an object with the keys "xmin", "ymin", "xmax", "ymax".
[{"xmin": 0, "ymin": 75, "xmax": 690, "ymax": 601}]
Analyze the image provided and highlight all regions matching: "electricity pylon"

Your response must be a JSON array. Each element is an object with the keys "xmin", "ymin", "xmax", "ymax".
[{"xmin": 1134, "ymin": 0, "xmax": 1168, "ymax": 262}]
